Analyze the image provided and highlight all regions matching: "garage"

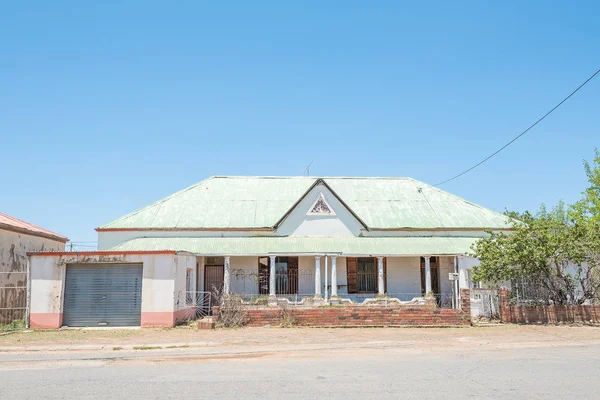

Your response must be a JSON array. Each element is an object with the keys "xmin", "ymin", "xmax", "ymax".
[{"xmin": 63, "ymin": 263, "xmax": 143, "ymax": 327}]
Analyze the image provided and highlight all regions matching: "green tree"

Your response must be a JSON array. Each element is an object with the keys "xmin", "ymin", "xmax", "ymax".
[
  {"xmin": 570, "ymin": 148, "xmax": 600, "ymax": 293},
  {"xmin": 471, "ymin": 149, "xmax": 600, "ymax": 305}
]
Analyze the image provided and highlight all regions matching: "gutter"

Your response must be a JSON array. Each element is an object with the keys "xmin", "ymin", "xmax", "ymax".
[{"xmin": 28, "ymin": 250, "xmax": 178, "ymax": 257}]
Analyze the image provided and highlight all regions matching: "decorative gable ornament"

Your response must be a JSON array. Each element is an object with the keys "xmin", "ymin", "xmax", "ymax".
[{"xmin": 307, "ymin": 193, "xmax": 335, "ymax": 216}]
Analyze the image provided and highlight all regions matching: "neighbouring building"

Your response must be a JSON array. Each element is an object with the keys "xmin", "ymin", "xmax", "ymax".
[
  {"xmin": 1, "ymin": 212, "xmax": 67, "ymax": 324},
  {"xmin": 29, "ymin": 176, "xmax": 511, "ymax": 329}
]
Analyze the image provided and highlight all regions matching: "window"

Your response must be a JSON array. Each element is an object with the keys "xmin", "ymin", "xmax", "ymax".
[
  {"xmin": 275, "ymin": 256, "xmax": 290, "ymax": 294},
  {"xmin": 307, "ymin": 193, "xmax": 335, "ymax": 215},
  {"xmin": 257, "ymin": 256, "xmax": 299, "ymax": 295},
  {"xmin": 205, "ymin": 256, "xmax": 224, "ymax": 266},
  {"xmin": 347, "ymin": 257, "xmax": 385, "ymax": 294},
  {"xmin": 466, "ymin": 269, "xmax": 482, "ymax": 289},
  {"xmin": 357, "ymin": 257, "xmax": 377, "ymax": 293},
  {"xmin": 186, "ymin": 268, "xmax": 194, "ymax": 292},
  {"xmin": 258, "ymin": 257, "xmax": 270, "ymax": 295}
]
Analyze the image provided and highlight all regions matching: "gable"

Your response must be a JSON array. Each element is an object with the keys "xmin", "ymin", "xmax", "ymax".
[{"xmin": 276, "ymin": 183, "xmax": 364, "ymax": 237}]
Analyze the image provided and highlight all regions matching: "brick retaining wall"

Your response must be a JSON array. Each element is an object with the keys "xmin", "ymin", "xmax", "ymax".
[
  {"xmin": 243, "ymin": 306, "xmax": 470, "ymax": 327},
  {"xmin": 213, "ymin": 290, "xmax": 471, "ymax": 328},
  {"xmin": 499, "ymin": 287, "xmax": 600, "ymax": 324}
]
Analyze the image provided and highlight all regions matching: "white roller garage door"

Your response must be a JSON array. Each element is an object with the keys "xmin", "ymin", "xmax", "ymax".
[{"xmin": 63, "ymin": 263, "xmax": 143, "ymax": 327}]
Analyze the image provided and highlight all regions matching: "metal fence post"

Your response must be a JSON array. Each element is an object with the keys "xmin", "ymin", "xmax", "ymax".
[{"xmin": 26, "ymin": 256, "xmax": 31, "ymax": 328}]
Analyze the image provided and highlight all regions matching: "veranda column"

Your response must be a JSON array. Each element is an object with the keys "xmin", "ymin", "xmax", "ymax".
[
  {"xmin": 223, "ymin": 256, "xmax": 231, "ymax": 296},
  {"xmin": 377, "ymin": 256, "xmax": 385, "ymax": 296},
  {"xmin": 330, "ymin": 256, "xmax": 338, "ymax": 297},
  {"xmin": 424, "ymin": 256, "xmax": 432, "ymax": 295},
  {"xmin": 269, "ymin": 255, "xmax": 277, "ymax": 297},
  {"xmin": 314, "ymin": 256, "xmax": 322, "ymax": 298}
]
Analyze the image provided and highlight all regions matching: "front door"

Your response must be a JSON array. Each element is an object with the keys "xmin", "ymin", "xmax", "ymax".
[{"xmin": 204, "ymin": 265, "xmax": 224, "ymax": 306}]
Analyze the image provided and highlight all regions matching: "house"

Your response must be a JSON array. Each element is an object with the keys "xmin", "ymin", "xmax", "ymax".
[
  {"xmin": 28, "ymin": 176, "xmax": 511, "ymax": 329},
  {"xmin": 0, "ymin": 212, "xmax": 67, "ymax": 325}
]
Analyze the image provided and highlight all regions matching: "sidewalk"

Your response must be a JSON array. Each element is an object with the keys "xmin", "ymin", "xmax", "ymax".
[
  {"xmin": 0, "ymin": 325, "xmax": 598, "ymax": 354},
  {"xmin": 0, "ymin": 341, "xmax": 214, "ymax": 352},
  {"xmin": 0, "ymin": 339, "xmax": 424, "ymax": 354}
]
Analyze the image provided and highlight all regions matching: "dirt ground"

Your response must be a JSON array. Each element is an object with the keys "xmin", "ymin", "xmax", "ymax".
[{"xmin": 1, "ymin": 324, "xmax": 599, "ymax": 350}]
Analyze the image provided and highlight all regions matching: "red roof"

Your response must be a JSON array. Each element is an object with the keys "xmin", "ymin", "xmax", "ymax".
[{"xmin": 0, "ymin": 212, "xmax": 68, "ymax": 242}]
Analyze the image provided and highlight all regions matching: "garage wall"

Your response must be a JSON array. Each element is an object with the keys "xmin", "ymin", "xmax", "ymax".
[
  {"xmin": 28, "ymin": 254, "xmax": 66, "ymax": 329},
  {"xmin": 139, "ymin": 254, "xmax": 179, "ymax": 327},
  {"xmin": 29, "ymin": 252, "xmax": 181, "ymax": 329}
]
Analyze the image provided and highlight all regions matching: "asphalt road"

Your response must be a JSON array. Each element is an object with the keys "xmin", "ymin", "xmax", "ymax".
[{"xmin": 1, "ymin": 340, "xmax": 599, "ymax": 399}]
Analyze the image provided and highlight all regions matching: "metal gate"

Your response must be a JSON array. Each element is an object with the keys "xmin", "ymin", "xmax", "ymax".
[
  {"xmin": 470, "ymin": 288, "xmax": 499, "ymax": 320},
  {"xmin": 0, "ymin": 272, "xmax": 27, "ymax": 331},
  {"xmin": 63, "ymin": 264, "xmax": 143, "ymax": 327},
  {"xmin": 204, "ymin": 265, "xmax": 224, "ymax": 308}
]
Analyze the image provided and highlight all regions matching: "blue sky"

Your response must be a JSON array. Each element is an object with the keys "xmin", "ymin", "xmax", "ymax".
[{"xmin": 1, "ymin": 1, "xmax": 599, "ymax": 247}]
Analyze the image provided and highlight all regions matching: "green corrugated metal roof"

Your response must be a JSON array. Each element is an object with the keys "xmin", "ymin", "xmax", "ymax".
[
  {"xmin": 109, "ymin": 236, "xmax": 478, "ymax": 256},
  {"xmin": 100, "ymin": 176, "xmax": 513, "ymax": 230}
]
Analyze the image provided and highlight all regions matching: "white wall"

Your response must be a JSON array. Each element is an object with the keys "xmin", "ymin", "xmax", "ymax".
[
  {"xmin": 139, "ymin": 254, "xmax": 179, "ymax": 315},
  {"xmin": 276, "ymin": 183, "xmax": 363, "ymax": 237},
  {"xmin": 222, "ymin": 255, "xmax": 456, "ymax": 298},
  {"xmin": 29, "ymin": 254, "xmax": 65, "ymax": 316},
  {"xmin": 196, "ymin": 256, "xmax": 204, "ymax": 292},
  {"xmin": 97, "ymin": 228, "xmax": 497, "ymax": 249},
  {"xmin": 386, "ymin": 257, "xmax": 421, "ymax": 295},
  {"xmin": 438, "ymin": 256, "xmax": 455, "ymax": 296},
  {"xmin": 173, "ymin": 254, "xmax": 196, "ymax": 312},
  {"xmin": 458, "ymin": 256, "xmax": 480, "ymax": 289},
  {"xmin": 97, "ymin": 229, "xmax": 276, "ymax": 251},
  {"xmin": 385, "ymin": 256, "xmax": 454, "ymax": 297},
  {"xmin": 229, "ymin": 256, "xmax": 261, "ymax": 294}
]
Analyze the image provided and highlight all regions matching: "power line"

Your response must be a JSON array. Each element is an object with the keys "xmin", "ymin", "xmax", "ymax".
[{"xmin": 433, "ymin": 67, "xmax": 600, "ymax": 187}]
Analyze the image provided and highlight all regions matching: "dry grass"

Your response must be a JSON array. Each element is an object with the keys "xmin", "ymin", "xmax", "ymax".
[
  {"xmin": 133, "ymin": 346, "xmax": 162, "ymax": 350},
  {"xmin": 0, "ymin": 328, "xmax": 162, "ymax": 345}
]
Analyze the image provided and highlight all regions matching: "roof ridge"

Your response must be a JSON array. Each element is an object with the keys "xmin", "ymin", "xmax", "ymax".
[
  {"xmin": 211, "ymin": 176, "xmax": 413, "ymax": 179},
  {"xmin": 410, "ymin": 177, "xmax": 511, "ymax": 220}
]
